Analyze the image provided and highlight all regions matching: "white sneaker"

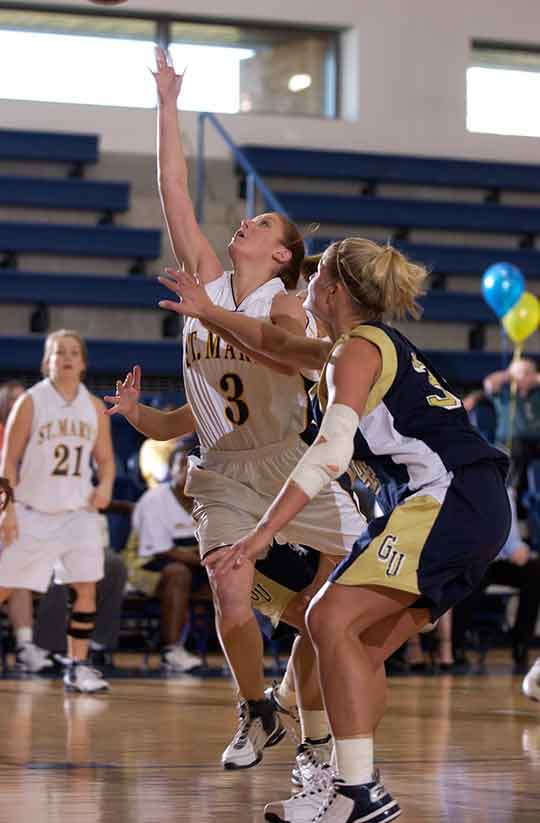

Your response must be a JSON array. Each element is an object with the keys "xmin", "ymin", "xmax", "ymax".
[
  {"xmin": 264, "ymin": 764, "xmax": 335, "ymax": 823},
  {"xmin": 522, "ymin": 657, "xmax": 540, "ymax": 701},
  {"xmin": 222, "ymin": 698, "xmax": 285, "ymax": 770},
  {"xmin": 15, "ymin": 643, "xmax": 53, "ymax": 673},
  {"xmin": 161, "ymin": 645, "xmax": 202, "ymax": 672},
  {"xmin": 64, "ymin": 663, "xmax": 110, "ymax": 694},
  {"xmin": 291, "ymin": 735, "xmax": 334, "ymax": 787}
]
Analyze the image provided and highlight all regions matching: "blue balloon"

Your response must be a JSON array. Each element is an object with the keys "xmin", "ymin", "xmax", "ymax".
[{"xmin": 482, "ymin": 262, "xmax": 525, "ymax": 318}]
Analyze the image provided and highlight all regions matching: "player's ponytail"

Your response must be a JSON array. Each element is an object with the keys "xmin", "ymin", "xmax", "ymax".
[{"xmin": 326, "ymin": 238, "xmax": 427, "ymax": 321}]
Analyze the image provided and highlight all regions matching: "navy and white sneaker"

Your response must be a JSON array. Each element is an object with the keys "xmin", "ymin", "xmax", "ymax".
[
  {"xmin": 264, "ymin": 763, "xmax": 335, "ymax": 823},
  {"xmin": 222, "ymin": 698, "xmax": 286, "ymax": 769},
  {"xmin": 522, "ymin": 658, "xmax": 540, "ymax": 702},
  {"xmin": 312, "ymin": 772, "xmax": 401, "ymax": 823},
  {"xmin": 291, "ymin": 735, "xmax": 333, "ymax": 787}
]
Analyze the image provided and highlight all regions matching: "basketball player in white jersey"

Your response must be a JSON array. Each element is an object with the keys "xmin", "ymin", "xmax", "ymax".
[
  {"xmin": 0, "ymin": 330, "xmax": 114, "ymax": 693},
  {"xmin": 137, "ymin": 49, "xmax": 366, "ymax": 770}
]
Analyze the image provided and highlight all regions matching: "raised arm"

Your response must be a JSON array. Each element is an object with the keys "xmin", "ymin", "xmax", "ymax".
[
  {"xmin": 104, "ymin": 365, "xmax": 196, "ymax": 441},
  {"xmin": 483, "ymin": 368, "xmax": 510, "ymax": 395},
  {"xmin": 158, "ymin": 269, "xmax": 331, "ymax": 372},
  {"xmin": 153, "ymin": 47, "xmax": 222, "ymax": 283}
]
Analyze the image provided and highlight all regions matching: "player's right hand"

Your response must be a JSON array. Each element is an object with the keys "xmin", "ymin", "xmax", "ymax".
[
  {"xmin": 152, "ymin": 46, "xmax": 185, "ymax": 106},
  {"xmin": 0, "ymin": 505, "xmax": 18, "ymax": 547},
  {"xmin": 104, "ymin": 365, "xmax": 142, "ymax": 420}
]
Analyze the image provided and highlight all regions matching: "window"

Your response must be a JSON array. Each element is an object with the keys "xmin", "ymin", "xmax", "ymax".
[
  {"xmin": 468, "ymin": 40, "xmax": 540, "ymax": 137},
  {"xmin": 0, "ymin": 6, "xmax": 338, "ymax": 117}
]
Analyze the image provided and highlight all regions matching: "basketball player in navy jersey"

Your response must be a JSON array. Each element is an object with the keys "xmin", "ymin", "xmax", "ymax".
[{"xmin": 162, "ymin": 238, "xmax": 511, "ymax": 823}]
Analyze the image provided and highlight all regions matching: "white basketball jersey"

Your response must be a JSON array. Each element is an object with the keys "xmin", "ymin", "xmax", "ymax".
[
  {"xmin": 183, "ymin": 272, "xmax": 312, "ymax": 451},
  {"xmin": 16, "ymin": 379, "xmax": 98, "ymax": 514}
]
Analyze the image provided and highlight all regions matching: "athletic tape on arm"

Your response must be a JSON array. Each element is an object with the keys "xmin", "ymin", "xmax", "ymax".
[{"xmin": 289, "ymin": 403, "xmax": 359, "ymax": 499}]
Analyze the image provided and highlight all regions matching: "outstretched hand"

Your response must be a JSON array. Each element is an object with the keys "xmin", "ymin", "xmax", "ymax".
[
  {"xmin": 152, "ymin": 46, "xmax": 186, "ymax": 106},
  {"xmin": 104, "ymin": 365, "xmax": 142, "ymax": 418},
  {"xmin": 158, "ymin": 268, "xmax": 214, "ymax": 319}
]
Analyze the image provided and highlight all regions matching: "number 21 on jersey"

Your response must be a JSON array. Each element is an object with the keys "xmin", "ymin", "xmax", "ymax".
[{"xmin": 411, "ymin": 353, "xmax": 461, "ymax": 410}]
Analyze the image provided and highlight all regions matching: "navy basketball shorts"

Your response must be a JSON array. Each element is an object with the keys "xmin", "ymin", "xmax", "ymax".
[{"xmin": 330, "ymin": 460, "xmax": 511, "ymax": 621}]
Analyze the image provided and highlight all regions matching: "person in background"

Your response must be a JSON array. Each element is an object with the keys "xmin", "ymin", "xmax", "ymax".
[
  {"xmin": 34, "ymin": 517, "xmax": 127, "ymax": 668},
  {"xmin": 124, "ymin": 440, "xmax": 205, "ymax": 672},
  {"xmin": 0, "ymin": 379, "xmax": 52, "ymax": 673},
  {"xmin": 484, "ymin": 358, "xmax": 540, "ymax": 511},
  {"xmin": 0, "ymin": 330, "xmax": 115, "ymax": 693}
]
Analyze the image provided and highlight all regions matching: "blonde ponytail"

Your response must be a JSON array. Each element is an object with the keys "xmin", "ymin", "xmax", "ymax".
[
  {"xmin": 370, "ymin": 245, "xmax": 427, "ymax": 320},
  {"xmin": 328, "ymin": 238, "xmax": 428, "ymax": 321}
]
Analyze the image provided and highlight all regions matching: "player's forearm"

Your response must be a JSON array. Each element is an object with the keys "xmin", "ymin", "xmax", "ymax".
[
  {"xmin": 205, "ymin": 305, "xmax": 326, "ymax": 371},
  {"xmin": 95, "ymin": 457, "xmax": 115, "ymax": 499},
  {"xmin": 206, "ymin": 305, "xmax": 285, "ymax": 357},
  {"xmin": 157, "ymin": 100, "xmax": 189, "ymax": 191},
  {"xmin": 204, "ymin": 320, "xmax": 295, "ymax": 376},
  {"xmin": 127, "ymin": 403, "xmax": 195, "ymax": 441},
  {"xmin": 0, "ymin": 454, "xmax": 18, "ymax": 494},
  {"xmin": 257, "ymin": 480, "xmax": 311, "ymax": 541}
]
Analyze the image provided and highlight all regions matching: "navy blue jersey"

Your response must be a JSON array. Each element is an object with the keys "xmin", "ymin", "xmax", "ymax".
[{"xmin": 315, "ymin": 322, "xmax": 508, "ymax": 507}]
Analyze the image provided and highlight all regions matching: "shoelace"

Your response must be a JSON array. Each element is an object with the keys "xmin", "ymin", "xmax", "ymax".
[
  {"xmin": 293, "ymin": 764, "xmax": 336, "ymax": 799},
  {"xmin": 233, "ymin": 702, "xmax": 253, "ymax": 748},
  {"xmin": 313, "ymin": 782, "xmax": 340, "ymax": 819}
]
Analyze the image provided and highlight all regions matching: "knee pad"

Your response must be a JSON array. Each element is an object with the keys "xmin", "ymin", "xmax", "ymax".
[{"xmin": 67, "ymin": 610, "xmax": 97, "ymax": 640}]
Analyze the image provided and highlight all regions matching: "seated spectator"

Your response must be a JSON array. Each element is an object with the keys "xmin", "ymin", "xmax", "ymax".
[
  {"xmin": 484, "ymin": 358, "xmax": 540, "ymax": 509},
  {"xmin": 124, "ymin": 440, "xmax": 207, "ymax": 672},
  {"xmin": 453, "ymin": 489, "xmax": 540, "ymax": 673}
]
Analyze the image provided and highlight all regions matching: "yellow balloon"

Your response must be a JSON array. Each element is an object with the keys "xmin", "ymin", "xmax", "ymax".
[{"xmin": 502, "ymin": 291, "xmax": 540, "ymax": 344}]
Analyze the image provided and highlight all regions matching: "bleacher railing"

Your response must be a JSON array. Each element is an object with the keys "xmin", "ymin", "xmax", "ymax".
[{"xmin": 195, "ymin": 112, "xmax": 289, "ymax": 224}]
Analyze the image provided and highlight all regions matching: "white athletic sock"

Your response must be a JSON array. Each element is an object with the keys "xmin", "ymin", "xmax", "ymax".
[
  {"xmin": 334, "ymin": 736, "xmax": 374, "ymax": 785},
  {"xmin": 276, "ymin": 680, "xmax": 297, "ymax": 710},
  {"xmin": 16, "ymin": 627, "xmax": 33, "ymax": 647},
  {"xmin": 300, "ymin": 709, "xmax": 330, "ymax": 742}
]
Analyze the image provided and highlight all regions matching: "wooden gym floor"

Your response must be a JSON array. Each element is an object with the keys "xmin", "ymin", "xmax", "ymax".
[{"xmin": 0, "ymin": 657, "xmax": 538, "ymax": 823}]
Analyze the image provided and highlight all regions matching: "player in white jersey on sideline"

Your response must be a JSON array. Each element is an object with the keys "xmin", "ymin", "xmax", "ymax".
[
  {"xmin": 110, "ymin": 47, "xmax": 366, "ymax": 770},
  {"xmin": 0, "ymin": 330, "xmax": 115, "ymax": 693}
]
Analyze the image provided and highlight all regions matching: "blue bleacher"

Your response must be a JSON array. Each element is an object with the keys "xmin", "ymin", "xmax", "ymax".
[
  {"xmin": 0, "ymin": 176, "xmax": 130, "ymax": 215},
  {"xmin": 0, "ymin": 128, "xmax": 98, "ymax": 174},
  {"xmin": 273, "ymin": 192, "xmax": 540, "ymax": 236},
  {"xmin": 0, "ymin": 334, "xmax": 512, "ymax": 386},
  {"xmin": 309, "ymin": 238, "xmax": 540, "ymax": 280},
  {"xmin": 0, "ymin": 336, "xmax": 182, "ymax": 378},
  {"xmin": 0, "ymin": 271, "xmax": 498, "ymax": 326},
  {"xmin": 240, "ymin": 146, "xmax": 540, "ymax": 194},
  {"xmin": 0, "ymin": 271, "xmax": 167, "ymax": 308},
  {"xmin": 0, "ymin": 221, "xmax": 161, "ymax": 266}
]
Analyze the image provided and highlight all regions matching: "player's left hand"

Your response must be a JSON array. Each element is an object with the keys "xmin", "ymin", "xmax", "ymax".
[
  {"xmin": 204, "ymin": 528, "xmax": 272, "ymax": 578},
  {"xmin": 89, "ymin": 486, "xmax": 112, "ymax": 511},
  {"xmin": 158, "ymin": 268, "xmax": 213, "ymax": 318}
]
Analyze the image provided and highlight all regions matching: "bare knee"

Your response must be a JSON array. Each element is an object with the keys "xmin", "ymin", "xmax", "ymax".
[{"xmin": 211, "ymin": 576, "xmax": 253, "ymax": 629}]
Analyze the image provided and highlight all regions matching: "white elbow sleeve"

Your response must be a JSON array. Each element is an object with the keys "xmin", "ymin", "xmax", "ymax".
[{"xmin": 289, "ymin": 403, "xmax": 359, "ymax": 499}]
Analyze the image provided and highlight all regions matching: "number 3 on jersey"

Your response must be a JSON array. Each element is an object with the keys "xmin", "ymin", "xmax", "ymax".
[
  {"xmin": 411, "ymin": 353, "xmax": 461, "ymax": 410},
  {"xmin": 219, "ymin": 373, "xmax": 249, "ymax": 425}
]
